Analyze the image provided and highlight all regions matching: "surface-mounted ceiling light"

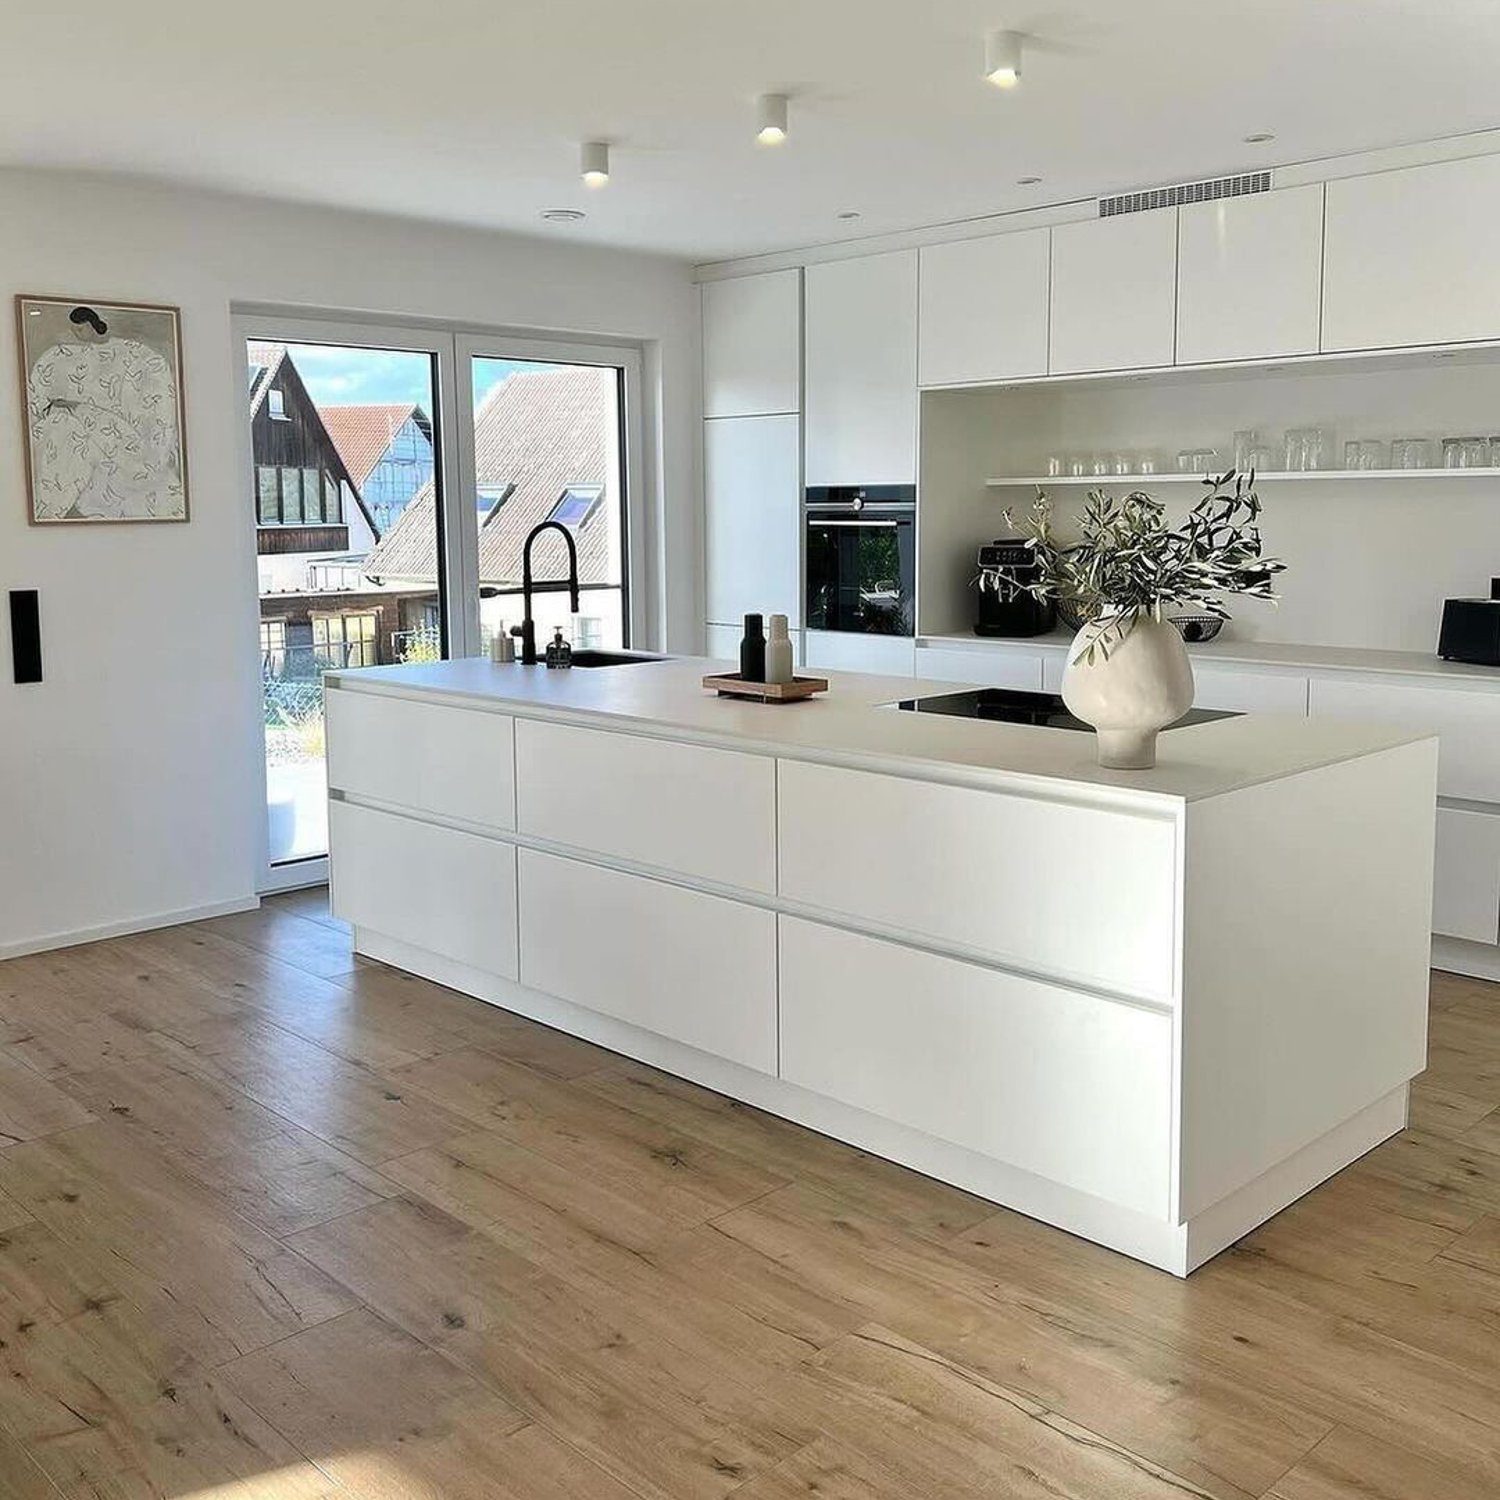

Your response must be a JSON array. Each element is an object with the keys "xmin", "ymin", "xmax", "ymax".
[
  {"xmin": 984, "ymin": 30, "xmax": 1023, "ymax": 88},
  {"xmin": 756, "ymin": 94, "xmax": 789, "ymax": 145},
  {"xmin": 540, "ymin": 208, "xmax": 586, "ymax": 223},
  {"xmin": 580, "ymin": 141, "xmax": 610, "ymax": 188}
]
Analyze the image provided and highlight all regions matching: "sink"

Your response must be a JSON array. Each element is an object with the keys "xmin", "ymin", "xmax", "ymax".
[{"xmin": 566, "ymin": 650, "xmax": 667, "ymax": 668}]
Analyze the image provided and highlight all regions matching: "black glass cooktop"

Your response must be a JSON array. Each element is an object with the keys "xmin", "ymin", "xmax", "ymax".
[{"xmin": 892, "ymin": 687, "xmax": 1238, "ymax": 732}]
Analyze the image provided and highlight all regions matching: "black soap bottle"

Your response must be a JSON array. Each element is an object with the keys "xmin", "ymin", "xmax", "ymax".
[{"xmin": 739, "ymin": 613, "xmax": 766, "ymax": 683}]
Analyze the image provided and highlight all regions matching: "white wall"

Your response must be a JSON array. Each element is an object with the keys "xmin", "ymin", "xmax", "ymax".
[{"xmin": 0, "ymin": 167, "xmax": 700, "ymax": 956}]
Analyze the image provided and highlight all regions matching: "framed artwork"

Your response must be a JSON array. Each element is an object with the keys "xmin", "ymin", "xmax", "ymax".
[{"xmin": 16, "ymin": 295, "xmax": 189, "ymax": 524}]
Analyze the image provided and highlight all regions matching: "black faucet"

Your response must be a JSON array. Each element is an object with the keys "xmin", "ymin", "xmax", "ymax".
[{"xmin": 511, "ymin": 521, "xmax": 581, "ymax": 665}]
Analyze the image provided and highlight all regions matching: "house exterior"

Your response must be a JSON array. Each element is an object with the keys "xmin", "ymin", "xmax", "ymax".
[{"xmin": 322, "ymin": 403, "xmax": 434, "ymax": 534}]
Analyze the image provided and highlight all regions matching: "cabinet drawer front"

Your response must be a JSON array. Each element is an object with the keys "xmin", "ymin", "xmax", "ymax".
[
  {"xmin": 516, "ymin": 719, "xmax": 776, "ymax": 893},
  {"xmin": 914, "ymin": 645, "xmax": 1044, "ymax": 692},
  {"xmin": 778, "ymin": 760, "xmax": 1178, "ymax": 1001},
  {"xmin": 327, "ymin": 689, "xmax": 515, "ymax": 831},
  {"xmin": 329, "ymin": 801, "xmax": 517, "ymax": 979},
  {"xmin": 780, "ymin": 918, "xmax": 1172, "ymax": 1216},
  {"xmin": 1192, "ymin": 663, "xmax": 1308, "ymax": 715},
  {"xmin": 1307, "ymin": 676, "xmax": 1500, "ymax": 803},
  {"xmin": 519, "ymin": 850, "xmax": 777, "ymax": 1073},
  {"xmin": 1434, "ymin": 806, "xmax": 1500, "ymax": 945},
  {"xmin": 803, "ymin": 631, "xmax": 916, "ymax": 678}
]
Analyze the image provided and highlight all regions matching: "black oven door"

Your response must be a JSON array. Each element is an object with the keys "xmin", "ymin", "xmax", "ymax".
[{"xmin": 805, "ymin": 487, "xmax": 916, "ymax": 636}]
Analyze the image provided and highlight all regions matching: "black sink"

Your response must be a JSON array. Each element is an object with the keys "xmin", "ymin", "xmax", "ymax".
[{"xmin": 566, "ymin": 650, "xmax": 667, "ymax": 668}]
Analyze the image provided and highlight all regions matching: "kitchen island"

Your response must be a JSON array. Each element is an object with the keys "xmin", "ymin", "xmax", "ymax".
[{"xmin": 323, "ymin": 654, "xmax": 1437, "ymax": 1275}]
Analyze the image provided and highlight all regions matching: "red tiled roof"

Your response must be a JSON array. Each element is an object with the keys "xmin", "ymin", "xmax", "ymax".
[{"xmin": 321, "ymin": 404, "xmax": 424, "ymax": 491}]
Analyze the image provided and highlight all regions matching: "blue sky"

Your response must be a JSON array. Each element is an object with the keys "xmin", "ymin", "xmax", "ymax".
[{"xmin": 286, "ymin": 344, "xmax": 559, "ymax": 412}]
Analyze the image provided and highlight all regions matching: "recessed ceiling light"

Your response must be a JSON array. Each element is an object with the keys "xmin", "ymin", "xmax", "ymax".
[
  {"xmin": 1017, "ymin": 175, "xmax": 1042, "ymax": 186},
  {"xmin": 540, "ymin": 208, "xmax": 586, "ymax": 223},
  {"xmin": 984, "ymin": 29, "xmax": 1023, "ymax": 88},
  {"xmin": 756, "ymin": 93, "xmax": 789, "ymax": 145},
  {"xmin": 1243, "ymin": 131, "xmax": 1276, "ymax": 144},
  {"xmin": 580, "ymin": 141, "xmax": 610, "ymax": 189},
  {"xmin": 836, "ymin": 210, "xmax": 862, "ymax": 221}
]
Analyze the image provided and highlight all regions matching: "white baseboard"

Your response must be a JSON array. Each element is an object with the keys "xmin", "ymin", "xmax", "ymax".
[
  {"xmin": 1432, "ymin": 935, "xmax": 1500, "ymax": 983},
  {"xmin": 355, "ymin": 925, "xmax": 1414, "ymax": 1278},
  {"xmin": 0, "ymin": 894, "xmax": 261, "ymax": 961}
]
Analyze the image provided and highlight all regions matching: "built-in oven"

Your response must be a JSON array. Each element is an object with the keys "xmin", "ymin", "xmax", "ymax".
[{"xmin": 805, "ymin": 485, "xmax": 916, "ymax": 636}]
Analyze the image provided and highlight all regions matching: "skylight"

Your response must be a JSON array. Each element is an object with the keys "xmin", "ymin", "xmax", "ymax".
[{"xmin": 549, "ymin": 484, "xmax": 603, "ymax": 528}]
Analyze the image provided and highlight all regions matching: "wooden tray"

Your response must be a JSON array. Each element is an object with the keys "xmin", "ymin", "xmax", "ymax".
[{"xmin": 703, "ymin": 672, "xmax": 829, "ymax": 702}]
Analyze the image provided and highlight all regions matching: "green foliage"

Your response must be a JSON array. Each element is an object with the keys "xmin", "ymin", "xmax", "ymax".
[{"xmin": 997, "ymin": 471, "xmax": 1286, "ymax": 660}]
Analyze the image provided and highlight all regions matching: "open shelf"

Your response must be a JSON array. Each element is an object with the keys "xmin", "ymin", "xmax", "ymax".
[{"xmin": 985, "ymin": 468, "xmax": 1500, "ymax": 487}]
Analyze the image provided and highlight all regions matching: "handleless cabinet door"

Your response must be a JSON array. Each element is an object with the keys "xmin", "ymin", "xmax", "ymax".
[
  {"xmin": 1323, "ymin": 156, "xmax": 1500, "ymax": 351},
  {"xmin": 802, "ymin": 630, "xmax": 916, "ymax": 679},
  {"xmin": 1433, "ymin": 806, "xmax": 1500, "ymax": 944},
  {"xmin": 1049, "ymin": 209, "xmax": 1178, "ymax": 374},
  {"xmin": 918, "ymin": 229, "xmax": 1050, "ymax": 386},
  {"xmin": 705, "ymin": 414, "xmax": 801, "ymax": 628},
  {"xmin": 1176, "ymin": 185, "xmax": 1324, "ymax": 364},
  {"xmin": 1191, "ymin": 663, "xmax": 1309, "ymax": 715},
  {"xmin": 702, "ymin": 270, "xmax": 801, "ymax": 418},
  {"xmin": 913, "ymin": 644, "xmax": 1045, "ymax": 692},
  {"xmin": 805, "ymin": 251, "xmax": 918, "ymax": 486}
]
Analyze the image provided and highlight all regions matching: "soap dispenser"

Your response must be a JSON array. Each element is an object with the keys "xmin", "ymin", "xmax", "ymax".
[{"xmin": 545, "ymin": 628, "xmax": 573, "ymax": 669}]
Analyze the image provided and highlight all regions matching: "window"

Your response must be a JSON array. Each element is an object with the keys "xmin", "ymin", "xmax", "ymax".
[
  {"xmin": 302, "ymin": 467, "xmax": 323, "ymax": 524},
  {"xmin": 549, "ymin": 484, "xmax": 603, "ymax": 529},
  {"xmin": 324, "ymin": 473, "xmax": 341, "ymax": 523},
  {"xmin": 268, "ymin": 388, "xmax": 288, "ymax": 421},
  {"xmin": 257, "ymin": 466, "xmax": 279, "ymax": 524},
  {"xmin": 280, "ymin": 467, "xmax": 303, "ymax": 525},
  {"xmin": 313, "ymin": 612, "xmax": 378, "ymax": 668}
]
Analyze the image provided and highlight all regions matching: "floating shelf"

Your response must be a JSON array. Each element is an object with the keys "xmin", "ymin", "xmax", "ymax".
[{"xmin": 986, "ymin": 468, "xmax": 1500, "ymax": 487}]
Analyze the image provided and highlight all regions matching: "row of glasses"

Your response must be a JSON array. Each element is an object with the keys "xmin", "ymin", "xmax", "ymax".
[{"xmin": 1045, "ymin": 452, "xmax": 1161, "ymax": 478}]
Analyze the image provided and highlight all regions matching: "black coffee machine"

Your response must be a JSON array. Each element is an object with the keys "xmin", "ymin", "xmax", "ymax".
[{"xmin": 974, "ymin": 537, "xmax": 1056, "ymax": 638}]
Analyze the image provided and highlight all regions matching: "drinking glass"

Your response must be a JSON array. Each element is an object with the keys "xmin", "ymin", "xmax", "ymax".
[
  {"xmin": 1111, "ymin": 452, "xmax": 1133, "ymax": 476},
  {"xmin": 1343, "ymin": 439, "xmax": 1386, "ymax": 471},
  {"xmin": 1045, "ymin": 454, "xmax": 1065, "ymax": 478},
  {"xmin": 1283, "ymin": 429, "xmax": 1308, "ymax": 472},
  {"xmin": 1391, "ymin": 437, "xmax": 1432, "ymax": 470},
  {"xmin": 1234, "ymin": 430, "xmax": 1259, "ymax": 473},
  {"xmin": 1490, "ymin": 437, "xmax": 1500, "ymax": 468},
  {"xmin": 1303, "ymin": 428, "xmax": 1331, "ymax": 470},
  {"xmin": 1249, "ymin": 444, "xmax": 1280, "ymax": 473},
  {"xmin": 1090, "ymin": 455, "xmax": 1111, "ymax": 477},
  {"xmin": 1067, "ymin": 455, "xmax": 1089, "ymax": 478},
  {"xmin": 1176, "ymin": 450, "xmax": 1198, "ymax": 474},
  {"xmin": 1137, "ymin": 453, "xmax": 1158, "ymax": 476},
  {"xmin": 1443, "ymin": 437, "xmax": 1487, "ymax": 469}
]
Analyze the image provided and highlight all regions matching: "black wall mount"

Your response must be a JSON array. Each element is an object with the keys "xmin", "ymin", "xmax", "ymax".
[{"xmin": 9, "ymin": 590, "xmax": 42, "ymax": 684}]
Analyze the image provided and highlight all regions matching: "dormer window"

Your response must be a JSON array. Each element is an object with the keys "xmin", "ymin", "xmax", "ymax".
[
  {"xmin": 548, "ymin": 484, "xmax": 603, "ymax": 528},
  {"xmin": 268, "ymin": 388, "xmax": 288, "ymax": 421}
]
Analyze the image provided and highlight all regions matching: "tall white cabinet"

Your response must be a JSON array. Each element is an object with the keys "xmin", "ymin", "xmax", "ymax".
[{"xmin": 804, "ymin": 251, "xmax": 919, "ymax": 485}]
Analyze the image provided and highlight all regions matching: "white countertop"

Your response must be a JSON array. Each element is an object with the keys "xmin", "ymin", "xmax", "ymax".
[
  {"xmin": 326, "ymin": 655, "xmax": 1431, "ymax": 806},
  {"xmin": 920, "ymin": 630, "xmax": 1500, "ymax": 686}
]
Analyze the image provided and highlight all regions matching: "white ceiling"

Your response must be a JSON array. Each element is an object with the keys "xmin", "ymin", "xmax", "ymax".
[{"xmin": 4, "ymin": 1, "xmax": 1499, "ymax": 263}]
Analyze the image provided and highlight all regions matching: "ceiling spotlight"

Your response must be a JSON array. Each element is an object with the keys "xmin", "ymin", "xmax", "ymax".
[
  {"xmin": 984, "ymin": 29, "xmax": 1023, "ymax": 88},
  {"xmin": 1243, "ymin": 131, "xmax": 1276, "ymax": 144},
  {"xmin": 757, "ymin": 93, "xmax": 789, "ymax": 145},
  {"xmin": 540, "ymin": 208, "xmax": 586, "ymax": 223},
  {"xmin": 580, "ymin": 141, "xmax": 610, "ymax": 189}
]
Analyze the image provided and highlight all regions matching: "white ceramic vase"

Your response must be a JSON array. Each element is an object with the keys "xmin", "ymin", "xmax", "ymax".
[{"xmin": 1061, "ymin": 612, "xmax": 1195, "ymax": 770}]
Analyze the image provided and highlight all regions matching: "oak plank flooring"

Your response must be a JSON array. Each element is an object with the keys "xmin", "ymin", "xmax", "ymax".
[{"xmin": 0, "ymin": 897, "xmax": 1492, "ymax": 1496}]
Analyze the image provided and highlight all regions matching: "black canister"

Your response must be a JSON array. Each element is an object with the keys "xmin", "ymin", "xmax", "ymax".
[{"xmin": 739, "ymin": 613, "xmax": 766, "ymax": 682}]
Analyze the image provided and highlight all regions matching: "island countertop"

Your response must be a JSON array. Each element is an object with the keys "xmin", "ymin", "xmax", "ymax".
[{"xmin": 325, "ymin": 653, "xmax": 1431, "ymax": 805}]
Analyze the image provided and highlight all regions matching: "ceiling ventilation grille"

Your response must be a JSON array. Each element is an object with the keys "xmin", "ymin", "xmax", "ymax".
[{"xmin": 1098, "ymin": 170, "xmax": 1272, "ymax": 217}]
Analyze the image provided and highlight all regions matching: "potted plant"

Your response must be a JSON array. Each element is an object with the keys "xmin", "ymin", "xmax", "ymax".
[{"xmin": 999, "ymin": 472, "xmax": 1285, "ymax": 769}]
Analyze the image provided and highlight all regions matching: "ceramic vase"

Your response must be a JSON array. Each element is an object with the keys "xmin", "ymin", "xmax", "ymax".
[{"xmin": 1061, "ymin": 612, "xmax": 1195, "ymax": 769}]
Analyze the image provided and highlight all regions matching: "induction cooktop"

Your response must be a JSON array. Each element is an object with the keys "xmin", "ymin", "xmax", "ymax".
[{"xmin": 892, "ymin": 687, "xmax": 1238, "ymax": 732}]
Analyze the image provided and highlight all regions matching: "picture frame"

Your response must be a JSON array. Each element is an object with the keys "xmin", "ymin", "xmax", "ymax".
[{"xmin": 16, "ymin": 294, "xmax": 190, "ymax": 524}]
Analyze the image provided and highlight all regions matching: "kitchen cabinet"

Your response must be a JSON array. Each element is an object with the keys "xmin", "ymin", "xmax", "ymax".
[
  {"xmin": 779, "ymin": 916, "xmax": 1173, "ymax": 1216},
  {"xmin": 519, "ymin": 849, "xmax": 777, "ymax": 1073},
  {"xmin": 918, "ymin": 229, "xmax": 1050, "ymax": 386},
  {"xmin": 1191, "ymin": 662, "xmax": 1309, "ymax": 715},
  {"xmin": 804, "ymin": 251, "xmax": 918, "ymax": 485},
  {"xmin": 701, "ymin": 270, "xmax": 801, "ymax": 418},
  {"xmin": 1323, "ymin": 155, "xmax": 1500, "ymax": 352},
  {"xmin": 329, "ymin": 801, "xmax": 518, "ymax": 979},
  {"xmin": 1433, "ymin": 806, "xmax": 1500, "ymax": 944},
  {"xmin": 914, "ymin": 642, "xmax": 1046, "ymax": 691},
  {"xmin": 1049, "ymin": 209, "xmax": 1178, "ymax": 374},
  {"xmin": 515, "ymin": 717, "xmax": 777, "ymax": 892},
  {"xmin": 1176, "ymin": 185, "xmax": 1324, "ymax": 364},
  {"xmin": 704, "ymin": 413, "xmax": 800, "ymax": 628},
  {"xmin": 802, "ymin": 630, "xmax": 916, "ymax": 678}
]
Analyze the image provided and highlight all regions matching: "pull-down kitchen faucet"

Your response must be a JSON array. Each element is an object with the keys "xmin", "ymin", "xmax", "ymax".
[{"xmin": 511, "ymin": 521, "xmax": 581, "ymax": 665}]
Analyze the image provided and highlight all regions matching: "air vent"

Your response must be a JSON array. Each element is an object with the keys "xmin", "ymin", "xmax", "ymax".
[{"xmin": 1098, "ymin": 171, "xmax": 1272, "ymax": 218}]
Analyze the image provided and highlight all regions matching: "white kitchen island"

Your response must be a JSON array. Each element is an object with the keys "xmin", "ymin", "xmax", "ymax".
[{"xmin": 323, "ymin": 654, "xmax": 1438, "ymax": 1275}]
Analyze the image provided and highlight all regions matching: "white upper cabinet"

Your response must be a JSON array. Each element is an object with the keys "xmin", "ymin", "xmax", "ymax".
[
  {"xmin": 804, "ymin": 251, "xmax": 918, "ymax": 485},
  {"xmin": 918, "ymin": 229, "xmax": 1050, "ymax": 386},
  {"xmin": 704, "ymin": 413, "xmax": 801, "ymax": 627},
  {"xmin": 1049, "ymin": 209, "xmax": 1178, "ymax": 375},
  {"xmin": 1323, "ymin": 155, "xmax": 1500, "ymax": 352},
  {"xmin": 1176, "ymin": 185, "xmax": 1324, "ymax": 364},
  {"xmin": 701, "ymin": 270, "xmax": 801, "ymax": 417}
]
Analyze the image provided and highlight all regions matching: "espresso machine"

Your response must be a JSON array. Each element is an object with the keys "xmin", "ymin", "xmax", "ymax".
[{"xmin": 974, "ymin": 537, "xmax": 1056, "ymax": 637}]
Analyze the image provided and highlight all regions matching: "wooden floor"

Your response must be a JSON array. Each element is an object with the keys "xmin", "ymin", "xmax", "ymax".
[{"xmin": 0, "ymin": 898, "xmax": 1498, "ymax": 1498}]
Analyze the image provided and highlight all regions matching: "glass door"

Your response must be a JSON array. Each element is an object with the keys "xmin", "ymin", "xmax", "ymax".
[{"xmin": 237, "ymin": 316, "xmax": 459, "ymax": 888}]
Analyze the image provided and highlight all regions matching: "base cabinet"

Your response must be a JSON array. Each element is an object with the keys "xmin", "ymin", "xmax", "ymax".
[
  {"xmin": 803, "ymin": 630, "xmax": 916, "ymax": 678},
  {"xmin": 778, "ymin": 917, "xmax": 1173, "ymax": 1217},
  {"xmin": 329, "ymin": 801, "xmax": 518, "ymax": 979},
  {"xmin": 518, "ymin": 849, "xmax": 778, "ymax": 1074},
  {"xmin": 1434, "ymin": 806, "xmax": 1500, "ymax": 944}
]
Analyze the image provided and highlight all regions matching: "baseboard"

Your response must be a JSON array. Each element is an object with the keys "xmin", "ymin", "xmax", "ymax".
[
  {"xmin": 0, "ymin": 894, "xmax": 261, "ymax": 961},
  {"xmin": 1432, "ymin": 935, "xmax": 1500, "ymax": 983}
]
